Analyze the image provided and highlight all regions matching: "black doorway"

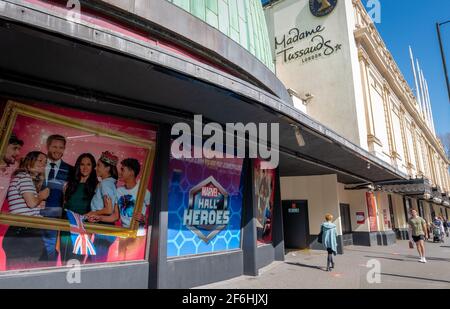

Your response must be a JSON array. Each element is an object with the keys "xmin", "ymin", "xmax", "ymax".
[
  {"xmin": 418, "ymin": 200, "xmax": 424, "ymax": 219},
  {"xmin": 340, "ymin": 203, "xmax": 353, "ymax": 246},
  {"xmin": 282, "ymin": 200, "xmax": 309, "ymax": 249},
  {"xmin": 404, "ymin": 197, "xmax": 412, "ymax": 221},
  {"xmin": 388, "ymin": 195, "xmax": 396, "ymax": 229},
  {"xmin": 340, "ymin": 204, "xmax": 352, "ymax": 234}
]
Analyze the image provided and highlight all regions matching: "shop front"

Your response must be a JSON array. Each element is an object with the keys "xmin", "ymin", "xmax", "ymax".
[
  {"xmin": 0, "ymin": 0, "xmax": 410, "ymax": 288},
  {"xmin": 0, "ymin": 0, "xmax": 289, "ymax": 288}
]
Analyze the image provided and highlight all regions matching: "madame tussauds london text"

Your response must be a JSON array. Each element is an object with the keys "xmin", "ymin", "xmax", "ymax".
[{"xmin": 275, "ymin": 25, "xmax": 340, "ymax": 64}]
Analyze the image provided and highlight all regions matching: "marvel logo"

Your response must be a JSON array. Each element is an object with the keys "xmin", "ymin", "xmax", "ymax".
[{"xmin": 202, "ymin": 186, "xmax": 219, "ymax": 198}]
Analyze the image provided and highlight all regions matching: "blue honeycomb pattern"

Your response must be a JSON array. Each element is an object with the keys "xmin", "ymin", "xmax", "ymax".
[{"xmin": 167, "ymin": 157, "xmax": 244, "ymax": 257}]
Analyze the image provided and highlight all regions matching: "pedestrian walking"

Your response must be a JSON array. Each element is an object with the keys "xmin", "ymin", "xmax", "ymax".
[
  {"xmin": 319, "ymin": 213, "xmax": 337, "ymax": 272},
  {"xmin": 432, "ymin": 217, "xmax": 445, "ymax": 243},
  {"xmin": 408, "ymin": 209, "xmax": 429, "ymax": 263},
  {"xmin": 438, "ymin": 216, "xmax": 445, "ymax": 242},
  {"xmin": 444, "ymin": 218, "xmax": 449, "ymax": 238}
]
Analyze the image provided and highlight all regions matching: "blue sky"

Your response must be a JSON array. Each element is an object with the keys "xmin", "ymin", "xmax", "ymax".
[{"xmin": 361, "ymin": 0, "xmax": 450, "ymax": 136}]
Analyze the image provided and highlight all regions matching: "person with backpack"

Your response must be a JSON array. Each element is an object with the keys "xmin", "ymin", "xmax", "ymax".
[{"xmin": 319, "ymin": 213, "xmax": 337, "ymax": 272}]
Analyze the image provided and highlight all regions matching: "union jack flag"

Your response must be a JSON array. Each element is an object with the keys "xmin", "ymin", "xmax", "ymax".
[{"xmin": 66, "ymin": 210, "xmax": 96, "ymax": 256}]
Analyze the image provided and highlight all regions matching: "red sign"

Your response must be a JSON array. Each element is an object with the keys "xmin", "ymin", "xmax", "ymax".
[
  {"xmin": 356, "ymin": 212, "xmax": 366, "ymax": 224},
  {"xmin": 366, "ymin": 192, "xmax": 378, "ymax": 232},
  {"xmin": 254, "ymin": 159, "xmax": 276, "ymax": 245}
]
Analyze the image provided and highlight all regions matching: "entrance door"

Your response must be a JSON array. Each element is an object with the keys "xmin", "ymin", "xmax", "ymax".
[
  {"xmin": 340, "ymin": 204, "xmax": 353, "ymax": 246},
  {"xmin": 418, "ymin": 200, "xmax": 424, "ymax": 218},
  {"xmin": 403, "ymin": 197, "xmax": 412, "ymax": 221},
  {"xmin": 388, "ymin": 194, "xmax": 396, "ymax": 229},
  {"xmin": 339, "ymin": 204, "xmax": 352, "ymax": 234},
  {"xmin": 282, "ymin": 200, "xmax": 309, "ymax": 249}
]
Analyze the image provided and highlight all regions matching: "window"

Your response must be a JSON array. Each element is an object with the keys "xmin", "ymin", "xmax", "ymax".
[{"xmin": 0, "ymin": 100, "xmax": 157, "ymax": 271}]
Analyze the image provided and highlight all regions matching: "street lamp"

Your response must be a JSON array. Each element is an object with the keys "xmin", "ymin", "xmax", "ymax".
[{"xmin": 437, "ymin": 20, "xmax": 450, "ymax": 103}]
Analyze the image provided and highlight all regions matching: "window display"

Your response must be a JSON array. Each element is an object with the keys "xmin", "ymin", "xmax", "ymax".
[{"xmin": 0, "ymin": 100, "xmax": 156, "ymax": 271}]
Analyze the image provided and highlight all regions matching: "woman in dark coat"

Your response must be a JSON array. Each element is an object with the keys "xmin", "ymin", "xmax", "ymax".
[{"xmin": 59, "ymin": 153, "xmax": 98, "ymax": 264}]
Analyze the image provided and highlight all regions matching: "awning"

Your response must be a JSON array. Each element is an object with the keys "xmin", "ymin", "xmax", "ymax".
[
  {"xmin": 375, "ymin": 178, "xmax": 433, "ymax": 199},
  {"xmin": 442, "ymin": 194, "xmax": 450, "ymax": 207},
  {"xmin": 431, "ymin": 187, "xmax": 443, "ymax": 205}
]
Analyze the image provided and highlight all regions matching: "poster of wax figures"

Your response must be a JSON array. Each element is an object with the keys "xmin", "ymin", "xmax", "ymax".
[
  {"xmin": 366, "ymin": 192, "xmax": 379, "ymax": 232},
  {"xmin": 0, "ymin": 100, "xmax": 156, "ymax": 271},
  {"xmin": 167, "ymin": 142, "xmax": 244, "ymax": 257},
  {"xmin": 254, "ymin": 159, "xmax": 276, "ymax": 245}
]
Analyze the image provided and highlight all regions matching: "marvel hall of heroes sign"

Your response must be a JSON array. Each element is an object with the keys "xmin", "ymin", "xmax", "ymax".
[{"xmin": 167, "ymin": 150, "xmax": 244, "ymax": 258}]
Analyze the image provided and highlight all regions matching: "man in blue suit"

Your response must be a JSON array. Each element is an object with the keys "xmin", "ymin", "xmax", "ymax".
[{"xmin": 40, "ymin": 135, "xmax": 73, "ymax": 264}]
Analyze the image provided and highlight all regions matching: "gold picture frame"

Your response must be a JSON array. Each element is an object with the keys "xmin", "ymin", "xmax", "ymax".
[{"xmin": 0, "ymin": 101, "xmax": 156, "ymax": 238}]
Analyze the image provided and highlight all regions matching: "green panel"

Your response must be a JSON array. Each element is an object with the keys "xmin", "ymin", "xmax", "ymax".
[
  {"xmin": 237, "ymin": 0, "xmax": 247, "ymax": 21},
  {"xmin": 206, "ymin": 0, "xmax": 218, "ymax": 14},
  {"xmin": 228, "ymin": 0, "xmax": 239, "ymax": 31},
  {"xmin": 171, "ymin": 0, "xmax": 190, "ymax": 11},
  {"xmin": 218, "ymin": 0, "xmax": 229, "ymax": 35},
  {"xmin": 239, "ymin": 17, "xmax": 249, "ymax": 50},
  {"xmin": 190, "ymin": 0, "xmax": 206, "ymax": 20},
  {"xmin": 229, "ymin": 28, "xmax": 240, "ymax": 43},
  {"xmin": 205, "ymin": 9, "xmax": 219, "ymax": 28},
  {"xmin": 167, "ymin": 0, "xmax": 274, "ymax": 71}
]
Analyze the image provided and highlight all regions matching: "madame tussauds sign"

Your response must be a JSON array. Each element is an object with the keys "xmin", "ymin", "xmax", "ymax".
[{"xmin": 275, "ymin": 25, "xmax": 342, "ymax": 64}]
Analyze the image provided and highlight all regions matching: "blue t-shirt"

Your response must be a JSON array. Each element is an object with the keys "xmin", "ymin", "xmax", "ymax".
[{"xmin": 90, "ymin": 177, "xmax": 118, "ymax": 212}]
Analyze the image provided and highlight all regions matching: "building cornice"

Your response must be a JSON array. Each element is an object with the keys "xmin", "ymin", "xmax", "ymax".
[{"xmin": 352, "ymin": 0, "xmax": 449, "ymax": 166}]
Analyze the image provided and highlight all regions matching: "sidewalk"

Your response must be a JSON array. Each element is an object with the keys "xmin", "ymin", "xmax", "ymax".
[{"xmin": 196, "ymin": 237, "xmax": 450, "ymax": 289}]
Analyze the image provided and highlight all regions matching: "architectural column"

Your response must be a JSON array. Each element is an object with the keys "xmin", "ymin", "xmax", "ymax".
[
  {"xmin": 148, "ymin": 124, "xmax": 171, "ymax": 289},
  {"xmin": 398, "ymin": 108, "xmax": 409, "ymax": 171},
  {"xmin": 242, "ymin": 159, "xmax": 258, "ymax": 276},
  {"xmin": 359, "ymin": 50, "xmax": 376, "ymax": 142},
  {"xmin": 413, "ymin": 129, "xmax": 424, "ymax": 177},
  {"xmin": 382, "ymin": 82, "xmax": 396, "ymax": 160},
  {"xmin": 272, "ymin": 167, "xmax": 285, "ymax": 261},
  {"xmin": 428, "ymin": 146, "xmax": 437, "ymax": 185}
]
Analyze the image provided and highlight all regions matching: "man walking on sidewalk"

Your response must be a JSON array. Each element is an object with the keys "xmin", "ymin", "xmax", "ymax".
[{"xmin": 408, "ymin": 209, "xmax": 429, "ymax": 263}]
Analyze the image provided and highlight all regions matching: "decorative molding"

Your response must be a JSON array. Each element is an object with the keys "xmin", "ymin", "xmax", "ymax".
[
  {"xmin": 352, "ymin": 0, "xmax": 449, "ymax": 166},
  {"xmin": 390, "ymin": 150, "xmax": 402, "ymax": 161},
  {"xmin": 368, "ymin": 134, "xmax": 383, "ymax": 147}
]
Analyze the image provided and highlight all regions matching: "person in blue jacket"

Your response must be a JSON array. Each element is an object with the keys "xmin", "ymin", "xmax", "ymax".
[{"xmin": 320, "ymin": 213, "xmax": 338, "ymax": 272}]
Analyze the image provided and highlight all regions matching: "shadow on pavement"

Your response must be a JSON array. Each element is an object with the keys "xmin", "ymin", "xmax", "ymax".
[
  {"xmin": 285, "ymin": 262, "xmax": 326, "ymax": 271},
  {"xmin": 381, "ymin": 273, "xmax": 450, "ymax": 284},
  {"xmin": 347, "ymin": 248, "xmax": 450, "ymax": 263},
  {"xmin": 345, "ymin": 248, "xmax": 400, "ymax": 256},
  {"xmin": 404, "ymin": 256, "xmax": 450, "ymax": 262},
  {"xmin": 364, "ymin": 255, "xmax": 406, "ymax": 262}
]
